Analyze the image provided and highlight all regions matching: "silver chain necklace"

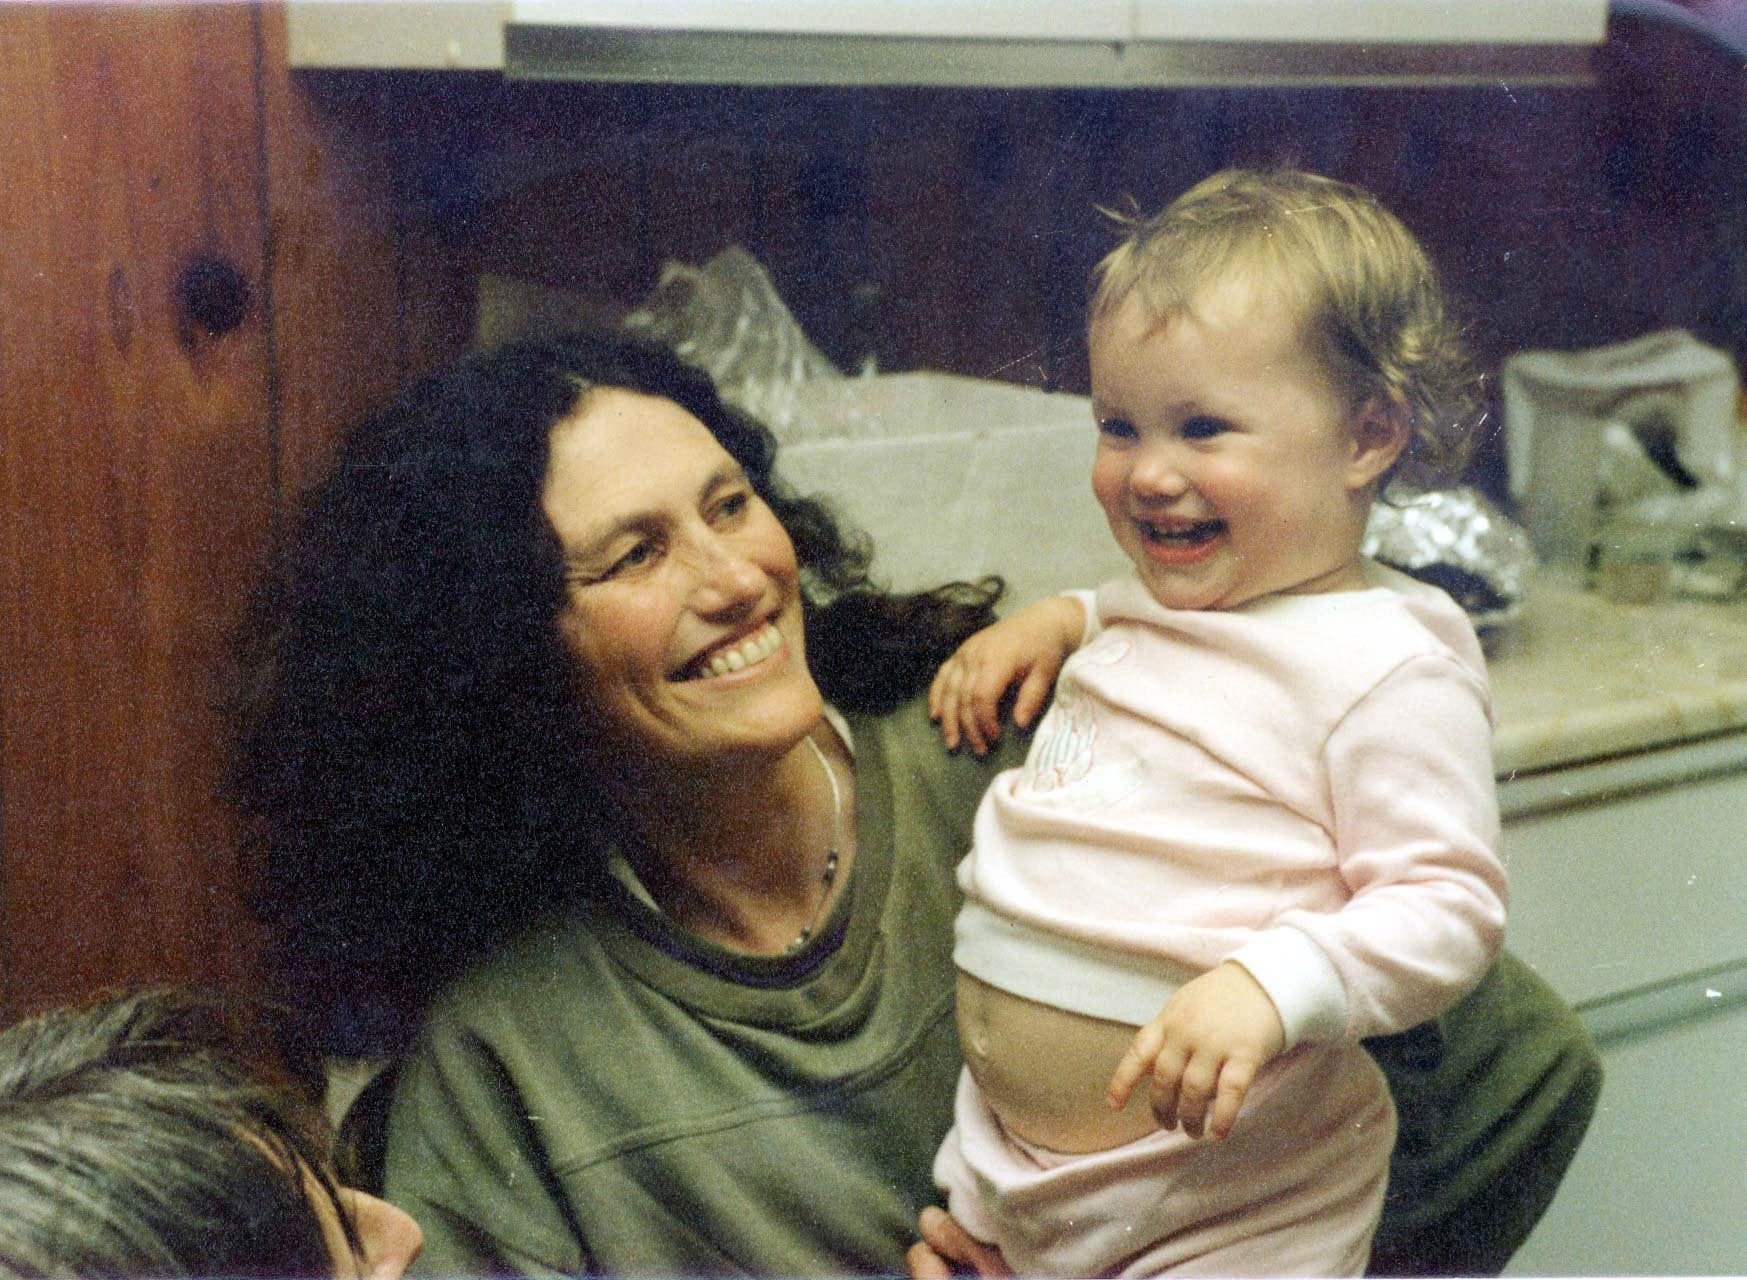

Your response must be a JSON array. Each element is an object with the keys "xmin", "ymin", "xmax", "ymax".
[{"xmin": 789, "ymin": 734, "xmax": 843, "ymax": 951}]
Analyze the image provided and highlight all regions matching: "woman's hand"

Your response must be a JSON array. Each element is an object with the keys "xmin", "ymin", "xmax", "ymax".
[
  {"xmin": 1107, "ymin": 962, "xmax": 1286, "ymax": 1141},
  {"xmin": 907, "ymin": 1206, "xmax": 1012, "ymax": 1279},
  {"xmin": 928, "ymin": 595, "xmax": 1087, "ymax": 755}
]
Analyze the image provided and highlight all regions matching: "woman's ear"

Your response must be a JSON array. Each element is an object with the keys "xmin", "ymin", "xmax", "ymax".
[{"xmin": 1345, "ymin": 396, "xmax": 1411, "ymax": 492}]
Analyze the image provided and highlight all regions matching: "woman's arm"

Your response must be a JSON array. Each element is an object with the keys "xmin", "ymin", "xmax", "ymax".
[
  {"xmin": 383, "ymin": 1033, "xmax": 586, "ymax": 1276},
  {"xmin": 1365, "ymin": 951, "xmax": 1602, "ymax": 1276}
]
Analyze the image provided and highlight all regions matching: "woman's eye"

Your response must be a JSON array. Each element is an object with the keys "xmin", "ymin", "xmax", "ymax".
[
  {"xmin": 1181, "ymin": 416, "xmax": 1229, "ymax": 441},
  {"xmin": 1096, "ymin": 416, "xmax": 1138, "ymax": 440},
  {"xmin": 615, "ymin": 542, "xmax": 654, "ymax": 572},
  {"xmin": 596, "ymin": 541, "xmax": 655, "ymax": 582},
  {"xmin": 711, "ymin": 489, "xmax": 752, "ymax": 523}
]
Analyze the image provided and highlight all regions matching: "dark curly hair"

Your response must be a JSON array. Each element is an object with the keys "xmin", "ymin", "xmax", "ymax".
[{"xmin": 226, "ymin": 330, "xmax": 999, "ymax": 1056}]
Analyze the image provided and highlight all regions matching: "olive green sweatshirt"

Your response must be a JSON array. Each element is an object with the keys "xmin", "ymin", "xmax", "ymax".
[{"xmin": 382, "ymin": 697, "xmax": 1598, "ymax": 1276}]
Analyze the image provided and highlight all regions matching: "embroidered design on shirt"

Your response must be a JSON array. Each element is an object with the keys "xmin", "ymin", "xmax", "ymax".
[
  {"xmin": 1016, "ymin": 642, "xmax": 1144, "ymax": 810},
  {"xmin": 1021, "ymin": 678, "xmax": 1096, "ymax": 794}
]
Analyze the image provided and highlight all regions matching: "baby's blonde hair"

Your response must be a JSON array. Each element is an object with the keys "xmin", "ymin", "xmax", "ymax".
[{"xmin": 1091, "ymin": 168, "xmax": 1483, "ymax": 491}]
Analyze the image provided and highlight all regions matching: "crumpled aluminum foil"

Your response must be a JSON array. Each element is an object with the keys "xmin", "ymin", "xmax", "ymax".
[{"xmin": 1363, "ymin": 487, "xmax": 1536, "ymax": 631}]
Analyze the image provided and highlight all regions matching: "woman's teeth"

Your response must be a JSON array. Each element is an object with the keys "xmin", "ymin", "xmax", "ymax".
[{"xmin": 687, "ymin": 622, "xmax": 782, "ymax": 681}]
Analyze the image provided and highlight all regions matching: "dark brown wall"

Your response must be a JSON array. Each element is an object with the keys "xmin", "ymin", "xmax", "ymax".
[
  {"xmin": 0, "ymin": 2, "xmax": 408, "ymax": 1020},
  {"xmin": 343, "ymin": 12, "xmax": 1746, "ymax": 500},
  {"xmin": 0, "ymin": 2, "xmax": 272, "ymax": 1015}
]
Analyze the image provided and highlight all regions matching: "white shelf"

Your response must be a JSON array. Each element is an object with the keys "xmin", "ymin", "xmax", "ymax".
[{"xmin": 1135, "ymin": 0, "xmax": 1607, "ymax": 44}]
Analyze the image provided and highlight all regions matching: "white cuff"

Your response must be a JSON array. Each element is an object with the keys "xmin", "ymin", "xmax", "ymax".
[{"xmin": 1226, "ymin": 927, "xmax": 1349, "ymax": 1049}]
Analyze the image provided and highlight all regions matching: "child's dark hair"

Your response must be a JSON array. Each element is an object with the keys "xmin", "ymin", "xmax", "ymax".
[{"xmin": 0, "ymin": 989, "xmax": 347, "ymax": 1277}]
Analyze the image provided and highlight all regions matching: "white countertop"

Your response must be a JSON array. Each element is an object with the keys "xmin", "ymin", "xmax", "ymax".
[
  {"xmin": 773, "ymin": 373, "xmax": 1747, "ymax": 783},
  {"xmin": 1488, "ymin": 570, "xmax": 1747, "ymax": 777}
]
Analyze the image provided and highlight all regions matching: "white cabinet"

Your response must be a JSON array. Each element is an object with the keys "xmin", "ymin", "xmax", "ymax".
[
  {"xmin": 1510, "ymin": 1001, "xmax": 1747, "ymax": 1274},
  {"xmin": 511, "ymin": 0, "xmax": 1603, "ymax": 44},
  {"xmin": 286, "ymin": 1, "xmax": 1604, "ymax": 83},
  {"xmin": 1131, "ymin": 0, "xmax": 1606, "ymax": 45},
  {"xmin": 508, "ymin": 1, "xmax": 1133, "ymax": 39},
  {"xmin": 1499, "ymin": 742, "xmax": 1747, "ymax": 1275}
]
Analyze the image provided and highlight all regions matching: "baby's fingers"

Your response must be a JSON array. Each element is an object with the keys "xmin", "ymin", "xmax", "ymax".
[
  {"xmin": 1171, "ymin": 1052, "xmax": 1223, "ymax": 1140},
  {"xmin": 931, "ymin": 659, "xmax": 1000, "ymax": 754},
  {"xmin": 1009, "ymin": 664, "xmax": 1054, "ymax": 732},
  {"xmin": 1106, "ymin": 1023, "xmax": 1165, "ymax": 1111},
  {"xmin": 1204, "ymin": 1058, "xmax": 1259, "ymax": 1142},
  {"xmin": 929, "ymin": 660, "xmax": 971, "ymax": 747},
  {"xmin": 927, "ymin": 659, "xmax": 958, "ymax": 725},
  {"xmin": 928, "ymin": 662, "xmax": 976, "ymax": 753},
  {"xmin": 957, "ymin": 686, "xmax": 993, "ymax": 756},
  {"xmin": 929, "ymin": 663, "xmax": 957, "ymax": 722}
]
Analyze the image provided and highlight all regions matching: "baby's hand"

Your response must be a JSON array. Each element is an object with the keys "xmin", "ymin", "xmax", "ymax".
[
  {"xmin": 1107, "ymin": 962, "xmax": 1286, "ymax": 1141},
  {"xmin": 928, "ymin": 595, "xmax": 1086, "ymax": 755}
]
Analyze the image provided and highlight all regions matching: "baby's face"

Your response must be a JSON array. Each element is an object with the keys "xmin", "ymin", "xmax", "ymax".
[{"xmin": 1087, "ymin": 281, "xmax": 1400, "ymax": 612}]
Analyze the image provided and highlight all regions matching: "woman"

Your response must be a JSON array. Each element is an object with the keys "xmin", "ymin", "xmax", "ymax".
[{"xmin": 230, "ymin": 330, "xmax": 1597, "ymax": 1276}]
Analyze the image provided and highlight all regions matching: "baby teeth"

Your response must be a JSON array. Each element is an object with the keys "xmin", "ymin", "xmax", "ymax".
[
  {"xmin": 702, "ymin": 623, "xmax": 781, "ymax": 679},
  {"xmin": 1143, "ymin": 520, "xmax": 1220, "ymax": 543}
]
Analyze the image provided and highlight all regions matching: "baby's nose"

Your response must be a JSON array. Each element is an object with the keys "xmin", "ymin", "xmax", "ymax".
[{"xmin": 1129, "ymin": 446, "xmax": 1189, "ymax": 500}]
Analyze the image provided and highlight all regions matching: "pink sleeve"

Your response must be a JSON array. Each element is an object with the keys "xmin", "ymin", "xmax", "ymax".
[{"xmin": 1270, "ymin": 653, "xmax": 1507, "ymax": 1041}]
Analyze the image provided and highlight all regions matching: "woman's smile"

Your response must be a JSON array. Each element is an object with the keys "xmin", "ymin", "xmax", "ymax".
[{"xmin": 672, "ymin": 619, "xmax": 786, "ymax": 682}]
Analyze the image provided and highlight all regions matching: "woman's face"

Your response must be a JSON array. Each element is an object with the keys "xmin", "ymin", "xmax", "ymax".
[{"xmin": 542, "ymin": 388, "xmax": 823, "ymax": 771}]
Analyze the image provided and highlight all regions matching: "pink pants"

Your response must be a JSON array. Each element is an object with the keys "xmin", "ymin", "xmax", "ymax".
[{"xmin": 934, "ymin": 1041, "xmax": 1394, "ymax": 1277}]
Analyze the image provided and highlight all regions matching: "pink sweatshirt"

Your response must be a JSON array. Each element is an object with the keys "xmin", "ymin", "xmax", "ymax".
[{"xmin": 953, "ymin": 562, "xmax": 1507, "ymax": 1048}]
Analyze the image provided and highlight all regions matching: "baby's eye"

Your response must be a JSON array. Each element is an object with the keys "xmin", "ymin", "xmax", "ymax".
[
  {"xmin": 1096, "ymin": 416, "xmax": 1138, "ymax": 440},
  {"xmin": 1180, "ymin": 416, "xmax": 1230, "ymax": 441}
]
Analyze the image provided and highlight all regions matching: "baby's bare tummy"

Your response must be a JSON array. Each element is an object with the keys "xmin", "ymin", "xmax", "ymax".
[{"xmin": 956, "ymin": 970, "xmax": 1161, "ymax": 1154}]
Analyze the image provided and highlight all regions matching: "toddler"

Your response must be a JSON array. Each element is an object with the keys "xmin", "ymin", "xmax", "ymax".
[{"xmin": 927, "ymin": 169, "xmax": 1508, "ymax": 1277}]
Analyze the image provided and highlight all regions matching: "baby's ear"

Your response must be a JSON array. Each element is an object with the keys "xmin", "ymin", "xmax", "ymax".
[{"xmin": 1346, "ymin": 396, "xmax": 1410, "ymax": 491}]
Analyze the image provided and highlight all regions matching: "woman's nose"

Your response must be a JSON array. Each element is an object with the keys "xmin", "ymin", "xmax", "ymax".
[{"xmin": 685, "ymin": 533, "xmax": 766, "ymax": 613}]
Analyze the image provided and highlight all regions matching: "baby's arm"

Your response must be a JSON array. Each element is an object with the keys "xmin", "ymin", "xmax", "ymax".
[
  {"xmin": 929, "ymin": 593, "xmax": 1088, "ymax": 755},
  {"xmin": 1277, "ymin": 656, "xmax": 1507, "ymax": 1037},
  {"xmin": 1107, "ymin": 962, "xmax": 1285, "ymax": 1141}
]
